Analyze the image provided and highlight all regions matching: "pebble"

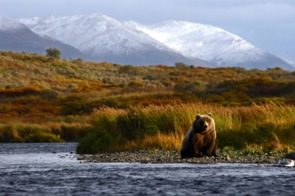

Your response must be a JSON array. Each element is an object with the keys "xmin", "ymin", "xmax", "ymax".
[{"xmin": 77, "ymin": 149, "xmax": 283, "ymax": 164}]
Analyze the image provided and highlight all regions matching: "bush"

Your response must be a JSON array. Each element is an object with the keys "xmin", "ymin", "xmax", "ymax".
[
  {"xmin": 46, "ymin": 48, "xmax": 61, "ymax": 59},
  {"xmin": 0, "ymin": 125, "xmax": 64, "ymax": 142},
  {"xmin": 128, "ymin": 80, "xmax": 144, "ymax": 87},
  {"xmin": 60, "ymin": 125, "xmax": 89, "ymax": 141},
  {"xmin": 0, "ymin": 86, "xmax": 42, "ymax": 97},
  {"xmin": 60, "ymin": 95, "xmax": 92, "ymax": 115},
  {"xmin": 77, "ymin": 109, "xmax": 127, "ymax": 153}
]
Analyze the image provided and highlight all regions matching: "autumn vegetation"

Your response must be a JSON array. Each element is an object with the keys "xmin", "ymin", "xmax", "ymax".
[{"xmin": 0, "ymin": 51, "xmax": 294, "ymax": 154}]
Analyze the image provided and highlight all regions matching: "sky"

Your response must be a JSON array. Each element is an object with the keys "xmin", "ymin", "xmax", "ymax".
[{"xmin": 1, "ymin": 0, "xmax": 295, "ymax": 65}]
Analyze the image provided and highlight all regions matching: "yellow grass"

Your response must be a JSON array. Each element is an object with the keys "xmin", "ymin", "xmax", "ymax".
[{"xmin": 77, "ymin": 102, "xmax": 295, "ymax": 153}]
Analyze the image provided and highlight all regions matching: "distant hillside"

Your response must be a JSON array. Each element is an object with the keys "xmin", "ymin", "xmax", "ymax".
[
  {"xmin": 0, "ymin": 16, "xmax": 88, "ymax": 60},
  {"xmin": 20, "ymin": 13, "xmax": 293, "ymax": 70},
  {"xmin": 0, "ymin": 51, "xmax": 294, "ymax": 106}
]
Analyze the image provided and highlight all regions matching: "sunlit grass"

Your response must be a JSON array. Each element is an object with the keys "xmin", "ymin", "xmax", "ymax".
[
  {"xmin": 0, "ymin": 122, "xmax": 90, "ymax": 142},
  {"xmin": 77, "ymin": 102, "xmax": 295, "ymax": 154}
]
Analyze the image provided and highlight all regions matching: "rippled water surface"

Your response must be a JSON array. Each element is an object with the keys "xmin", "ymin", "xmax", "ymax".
[{"xmin": 1, "ymin": 143, "xmax": 295, "ymax": 195}]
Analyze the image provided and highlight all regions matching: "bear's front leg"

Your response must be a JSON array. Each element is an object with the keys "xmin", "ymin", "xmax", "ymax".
[
  {"xmin": 204, "ymin": 142, "xmax": 217, "ymax": 157},
  {"xmin": 211, "ymin": 142, "xmax": 218, "ymax": 157},
  {"xmin": 193, "ymin": 135, "xmax": 203, "ymax": 157},
  {"xmin": 194, "ymin": 147, "xmax": 202, "ymax": 157}
]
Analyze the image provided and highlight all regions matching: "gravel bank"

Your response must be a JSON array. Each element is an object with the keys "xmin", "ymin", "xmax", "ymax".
[{"xmin": 77, "ymin": 149, "xmax": 284, "ymax": 164}]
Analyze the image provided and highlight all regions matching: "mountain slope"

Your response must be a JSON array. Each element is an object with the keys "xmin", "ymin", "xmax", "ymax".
[
  {"xmin": 127, "ymin": 20, "xmax": 293, "ymax": 70},
  {"xmin": 21, "ymin": 14, "xmax": 207, "ymax": 66},
  {"xmin": 0, "ymin": 16, "xmax": 87, "ymax": 59},
  {"xmin": 16, "ymin": 14, "xmax": 294, "ymax": 69}
]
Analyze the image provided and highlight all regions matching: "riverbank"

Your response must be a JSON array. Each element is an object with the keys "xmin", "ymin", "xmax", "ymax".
[{"xmin": 77, "ymin": 149, "xmax": 285, "ymax": 164}]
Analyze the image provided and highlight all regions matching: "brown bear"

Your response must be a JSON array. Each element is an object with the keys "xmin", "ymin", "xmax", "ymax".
[{"xmin": 180, "ymin": 113, "xmax": 217, "ymax": 158}]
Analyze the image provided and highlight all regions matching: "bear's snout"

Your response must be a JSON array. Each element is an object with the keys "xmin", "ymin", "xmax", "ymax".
[{"xmin": 202, "ymin": 122, "xmax": 209, "ymax": 130}]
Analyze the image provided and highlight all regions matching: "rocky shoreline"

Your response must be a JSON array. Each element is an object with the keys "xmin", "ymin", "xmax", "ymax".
[{"xmin": 77, "ymin": 149, "xmax": 285, "ymax": 164}]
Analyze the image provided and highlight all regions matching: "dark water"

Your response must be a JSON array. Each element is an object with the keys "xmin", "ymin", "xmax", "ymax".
[{"xmin": 1, "ymin": 143, "xmax": 295, "ymax": 195}]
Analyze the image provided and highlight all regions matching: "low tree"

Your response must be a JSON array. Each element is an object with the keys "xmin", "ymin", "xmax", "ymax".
[
  {"xmin": 175, "ymin": 62, "xmax": 188, "ymax": 69},
  {"xmin": 46, "ymin": 48, "xmax": 61, "ymax": 59}
]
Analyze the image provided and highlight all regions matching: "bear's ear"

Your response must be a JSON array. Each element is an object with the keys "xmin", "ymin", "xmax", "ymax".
[
  {"xmin": 208, "ymin": 113, "xmax": 212, "ymax": 117},
  {"xmin": 196, "ymin": 114, "xmax": 201, "ymax": 119}
]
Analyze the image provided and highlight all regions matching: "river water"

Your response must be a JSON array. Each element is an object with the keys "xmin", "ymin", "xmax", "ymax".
[{"xmin": 0, "ymin": 143, "xmax": 295, "ymax": 195}]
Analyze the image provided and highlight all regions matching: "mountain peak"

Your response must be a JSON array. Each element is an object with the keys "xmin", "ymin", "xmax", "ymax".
[
  {"xmin": 0, "ymin": 16, "xmax": 26, "ymax": 31},
  {"xmin": 20, "ymin": 13, "xmax": 207, "ymax": 66},
  {"xmin": 130, "ymin": 20, "xmax": 292, "ymax": 69},
  {"xmin": 133, "ymin": 20, "xmax": 257, "ymax": 59},
  {"xmin": 21, "ymin": 14, "xmax": 129, "ymax": 53}
]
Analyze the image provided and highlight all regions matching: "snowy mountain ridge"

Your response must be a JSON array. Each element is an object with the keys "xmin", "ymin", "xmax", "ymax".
[
  {"xmin": 126, "ymin": 20, "xmax": 285, "ymax": 68},
  {"xmin": 20, "ymin": 13, "xmax": 205, "ymax": 66},
  {"xmin": 12, "ymin": 13, "xmax": 295, "ymax": 69}
]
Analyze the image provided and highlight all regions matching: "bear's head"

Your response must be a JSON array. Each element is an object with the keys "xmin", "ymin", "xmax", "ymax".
[{"xmin": 192, "ymin": 113, "xmax": 214, "ymax": 134}]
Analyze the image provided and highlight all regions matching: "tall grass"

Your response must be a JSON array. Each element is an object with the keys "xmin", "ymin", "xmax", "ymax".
[
  {"xmin": 77, "ymin": 103, "xmax": 295, "ymax": 154},
  {"xmin": 0, "ymin": 123, "xmax": 90, "ymax": 142}
]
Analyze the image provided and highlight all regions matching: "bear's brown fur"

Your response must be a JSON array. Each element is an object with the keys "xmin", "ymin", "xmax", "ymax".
[{"xmin": 180, "ymin": 113, "xmax": 217, "ymax": 158}]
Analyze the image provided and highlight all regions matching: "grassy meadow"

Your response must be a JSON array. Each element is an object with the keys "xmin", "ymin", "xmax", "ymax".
[{"xmin": 0, "ymin": 51, "xmax": 295, "ymax": 154}]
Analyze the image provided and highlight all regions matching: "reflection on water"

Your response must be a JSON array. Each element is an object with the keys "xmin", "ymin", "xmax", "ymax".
[{"xmin": 0, "ymin": 143, "xmax": 295, "ymax": 195}]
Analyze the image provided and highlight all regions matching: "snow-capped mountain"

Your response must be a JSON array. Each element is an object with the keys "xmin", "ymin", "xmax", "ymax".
[
  {"xmin": 3, "ymin": 13, "xmax": 291, "ymax": 69},
  {"xmin": 0, "ymin": 16, "xmax": 87, "ymax": 59},
  {"xmin": 20, "ymin": 14, "xmax": 206, "ymax": 66},
  {"xmin": 0, "ymin": 16, "xmax": 26, "ymax": 30},
  {"xmin": 127, "ymin": 20, "xmax": 293, "ymax": 70}
]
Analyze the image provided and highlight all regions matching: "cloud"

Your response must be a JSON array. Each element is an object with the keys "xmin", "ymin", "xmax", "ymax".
[
  {"xmin": 1, "ymin": 0, "xmax": 295, "ymax": 24},
  {"xmin": 165, "ymin": 1, "xmax": 295, "ymax": 24}
]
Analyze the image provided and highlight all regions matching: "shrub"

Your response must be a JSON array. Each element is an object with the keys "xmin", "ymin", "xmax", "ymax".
[
  {"xmin": 77, "ymin": 108, "xmax": 127, "ymax": 153},
  {"xmin": 0, "ymin": 125, "xmax": 64, "ymax": 142},
  {"xmin": 60, "ymin": 95, "xmax": 92, "ymax": 115},
  {"xmin": 46, "ymin": 48, "xmax": 61, "ymax": 59},
  {"xmin": 60, "ymin": 125, "xmax": 89, "ymax": 141},
  {"xmin": 0, "ymin": 86, "xmax": 42, "ymax": 97},
  {"xmin": 128, "ymin": 80, "xmax": 144, "ymax": 87}
]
